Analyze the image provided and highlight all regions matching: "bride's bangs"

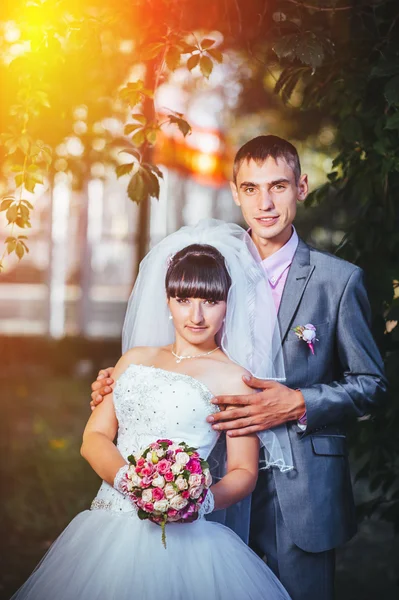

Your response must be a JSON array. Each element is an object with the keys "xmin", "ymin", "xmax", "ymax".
[{"xmin": 165, "ymin": 245, "xmax": 231, "ymax": 302}]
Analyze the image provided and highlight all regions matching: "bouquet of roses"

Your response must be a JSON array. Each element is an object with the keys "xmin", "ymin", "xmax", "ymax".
[{"xmin": 121, "ymin": 439, "xmax": 212, "ymax": 548}]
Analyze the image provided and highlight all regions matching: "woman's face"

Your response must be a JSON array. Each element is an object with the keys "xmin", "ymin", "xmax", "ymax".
[{"xmin": 168, "ymin": 296, "xmax": 227, "ymax": 346}]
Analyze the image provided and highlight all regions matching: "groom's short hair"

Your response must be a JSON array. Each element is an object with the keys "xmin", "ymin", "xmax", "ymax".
[{"xmin": 233, "ymin": 135, "xmax": 301, "ymax": 184}]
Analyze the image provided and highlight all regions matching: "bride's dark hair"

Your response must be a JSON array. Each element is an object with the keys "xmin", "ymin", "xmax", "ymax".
[{"xmin": 165, "ymin": 244, "xmax": 231, "ymax": 302}]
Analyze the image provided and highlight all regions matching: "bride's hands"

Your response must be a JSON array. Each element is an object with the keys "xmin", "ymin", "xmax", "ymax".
[
  {"xmin": 206, "ymin": 375, "xmax": 305, "ymax": 437},
  {"xmin": 90, "ymin": 367, "xmax": 115, "ymax": 410}
]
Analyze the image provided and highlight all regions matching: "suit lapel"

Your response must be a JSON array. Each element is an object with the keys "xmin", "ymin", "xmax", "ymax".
[{"xmin": 278, "ymin": 239, "xmax": 315, "ymax": 342}]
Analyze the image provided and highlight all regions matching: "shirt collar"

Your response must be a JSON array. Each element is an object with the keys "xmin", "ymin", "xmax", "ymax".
[{"xmin": 261, "ymin": 226, "xmax": 299, "ymax": 286}]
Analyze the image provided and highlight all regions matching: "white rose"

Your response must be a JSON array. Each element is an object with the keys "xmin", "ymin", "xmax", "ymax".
[
  {"xmin": 141, "ymin": 488, "xmax": 153, "ymax": 503},
  {"xmin": 189, "ymin": 485, "xmax": 204, "ymax": 500},
  {"xmin": 152, "ymin": 474, "xmax": 166, "ymax": 488},
  {"xmin": 175, "ymin": 475, "xmax": 188, "ymax": 491},
  {"xmin": 175, "ymin": 452, "xmax": 190, "ymax": 465},
  {"xmin": 156, "ymin": 448, "xmax": 165, "ymax": 458},
  {"xmin": 169, "ymin": 495, "xmax": 189, "ymax": 510},
  {"xmin": 171, "ymin": 462, "xmax": 183, "ymax": 475},
  {"xmin": 128, "ymin": 470, "xmax": 141, "ymax": 487},
  {"xmin": 164, "ymin": 483, "xmax": 177, "ymax": 500},
  {"xmin": 170, "ymin": 443, "xmax": 179, "ymax": 451},
  {"xmin": 188, "ymin": 473, "xmax": 202, "ymax": 487},
  {"xmin": 303, "ymin": 328, "xmax": 316, "ymax": 342},
  {"xmin": 204, "ymin": 469, "xmax": 212, "ymax": 487},
  {"xmin": 153, "ymin": 499, "xmax": 169, "ymax": 513}
]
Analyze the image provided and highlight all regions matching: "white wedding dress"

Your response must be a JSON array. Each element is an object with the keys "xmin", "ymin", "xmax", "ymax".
[{"xmin": 12, "ymin": 364, "xmax": 291, "ymax": 600}]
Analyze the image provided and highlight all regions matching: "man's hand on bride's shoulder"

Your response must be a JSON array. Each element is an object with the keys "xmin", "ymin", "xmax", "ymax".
[
  {"xmin": 206, "ymin": 375, "xmax": 305, "ymax": 437},
  {"xmin": 90, "ymin": 367, "xmax": 115, "ymax": 410}
]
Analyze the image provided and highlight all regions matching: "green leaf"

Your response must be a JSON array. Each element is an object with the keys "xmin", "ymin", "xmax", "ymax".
[
  {"xmin": 15, "ymin": 242, "xmax": 24, "ymax": 260},
  {"xmin": 179, "ymin": 41, "xmax": 197, "ymax": 54},
  {"xmin": 370, "ymin": 60, "xmax": 399, "ymax": 79},
  {"xmin": 145, "ymin": 129, "xmax": 157, "ymax": 144},
  {"xmin": 165, "ymin": 46, "xmax": 181, "ymax": 71},
  {"xmin": 273, "ymin": 34, "xmax": 298, "ymax": 61},
  {"xmin": 20, "ymin": 204, "xmax": 30, "ymax": 220},
  {"xmin": 0, "ymin": 198, "xmax": 14, "ymax": 212},
  {"xmin": 124, "ymin": 123, "xmax": 142, "ymax": 135},
  {"xmin": 7, "ymin": 239, "xmax": 16, "ymax": 254},
  {"xmin": 127, "ymin": 454, "xmax": 137, "ymax": 465},
  {"xmin": 201, "ymin": 38, "xmax": 215, "ymax": 50},
  {"xmin": 16, "ymin": 216, "xmax": 31, "ymax": 228},
  {"xmin": 385, "ymin": 75, "xmax": 399, "ymax": 106},
  {"xmin": 20, "ymin": 199, "xmax": 34, "ymax": 209},
  {"xmin": 144, "ymin": 163, "xmax": 164, "ymax": 179},
  {"xmin": 141, "ymin": 167, "xmax": 160, "ymax": 199},
  {"xmin": 6, "ymin": 204, "xmax": 18, "ymax": 223},
  {"xmin": 187, "ymin": 54, "xmax": 200, "ymax": 71},
  {"xmin": 295, "ymin": 34, "xmax": 324, "ymax": 69},
  {"xmin": 131, "ymin": 113, "xmax": 147, "ymax": 125},
  {"xmin": 385, "ymin": 113, "xmax": 399, "ymax": 130},
  {"xmin": 140, "ymin": 42, "xmax": 164, "ymax": 61},
  {"xmin": 15, "ymin": 173, "xmax": 25, "ymax": 188},
  {"xmin": 199, "ymin": 55, "xmax": 213, "ymax": 78},
  {"xmin": 168, "ymin": 115, "xmax": 192, "ymax": 137},
  {"xmin": 127, "ymin": 170, "xmax": 146, "ymax": 204},
  {"xmin": 119, "ymin": 148, "xmax": 141, "ymax": 161},
  {"xmin": 116, "ymin": 163, "xmax": 135, "ymax": 178},
  {"xmin": 207, "ymin": 48, "xmax": 223, "ymax": 63},
  {"xmin": 18, "ymin": 135, "xmax": 30, "ymax": 155},
  {"xmin": 132, "ymin": 129, "xmax": 146, "ymax": 147}
]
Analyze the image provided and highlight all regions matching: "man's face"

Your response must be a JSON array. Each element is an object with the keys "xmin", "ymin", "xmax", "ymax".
[{"xmin": 230, "ymin": 157, "xmax": 308, "ymax": 251}]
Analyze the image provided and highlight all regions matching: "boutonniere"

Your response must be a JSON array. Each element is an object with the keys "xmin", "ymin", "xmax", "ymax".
[{"xmin": 293, "ymin": 323, "xmax": 318, "ymax": 355}]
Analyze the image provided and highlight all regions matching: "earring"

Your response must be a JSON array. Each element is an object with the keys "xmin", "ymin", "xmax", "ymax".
[{"xmin": 169, "ymin": 315, "xmax": 173, "ymax": 320}]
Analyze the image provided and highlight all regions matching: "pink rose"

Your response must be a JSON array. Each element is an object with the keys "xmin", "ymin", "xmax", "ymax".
[
  {"xmin": 189, "ymin": 485, "xmax": 204, "ymax": 500},
  {"xmin": 167, "ymin": 508, "xmax": 179, "ymax": 517},
  {"xmin": 140, "ymin": 476, "xmax": 153, "ymax": 488},
  {"xmin": 152, "ymin": 487, "xmax": 165, "ymax": 501},
  {"xmin": 141, "ymin": 488, "xmax": 153, "ymax": 503},
  {"xmin": 144, "ymin": 502, "xmax": 154, "ymax": 512},
  {"xmin": 188, "ymin": 473, "xmax": 203, "ymax": 487},
  {"xmin": 156, "ymin": 459, "xmax": 172, "ymax": 475},
  {"xmin": 164, "ymin": 471, "xmax": 174, "ymax": 482},
  {"xmin": 164, "ymin": 483, "xmax": 177, "ymax": 500},
  {"xmin": 137, "ymin": 458, "xmax": 145, "ymax": 468},
  {"xmin": 181, "ymin": 490, "xmax": 190, "ymax": 499},
  {"xmin": 175, "ymin": 475, "xmax": 188, "ymax": 491},
  {"xmin": 141, "ymin": 463, "xmax": 154, "ymax": 477},
  {"xmin": 186, "ymin": 458, "xmax": 202, "ymax": 474}
]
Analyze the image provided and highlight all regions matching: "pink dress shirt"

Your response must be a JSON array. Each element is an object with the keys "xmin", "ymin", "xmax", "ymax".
[
  {"xmin": 261, "ymin": 227, "xmax": 307, "ymax": 426},
  {"xmin": 261, "ymin": 226, "xmax": 299, "ymax": 312}
]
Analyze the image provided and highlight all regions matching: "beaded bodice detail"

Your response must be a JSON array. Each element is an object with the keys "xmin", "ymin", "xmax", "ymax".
[{"xmin": 91, "ymin": 364, "xmax": 219, "ymax": 515}]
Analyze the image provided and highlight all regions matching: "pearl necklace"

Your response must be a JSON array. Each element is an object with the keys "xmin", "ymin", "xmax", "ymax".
[{"xmin": 171, "ymin": 345, "xmax": 220, "ymax": 364}]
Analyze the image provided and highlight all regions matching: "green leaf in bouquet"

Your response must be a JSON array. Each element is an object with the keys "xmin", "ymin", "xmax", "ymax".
[
  {"xmin": 127, "ymin": 454, "xmax": 137, "ymax": 465},
  {"xmin": 200, "ymin": 460, "xmax": 209, "ymax": 470},
  {"xmin": 137, "ymin": 508, "xmax": 150, "ymax": 520}
]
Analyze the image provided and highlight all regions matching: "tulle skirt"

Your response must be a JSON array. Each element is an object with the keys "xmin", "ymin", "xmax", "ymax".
[{"xmin": 11, "ymin": 508, "xmax": 291, "ymax": 600}]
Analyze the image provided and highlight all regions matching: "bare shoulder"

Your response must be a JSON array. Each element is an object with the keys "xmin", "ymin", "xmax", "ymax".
[
  {"xmin": 114, "ymin": 346, "xmax": 160, "ymax": 379},
  {"xmin": 211, "ymin": 359, "xmax": 255, "ymax": 396}
]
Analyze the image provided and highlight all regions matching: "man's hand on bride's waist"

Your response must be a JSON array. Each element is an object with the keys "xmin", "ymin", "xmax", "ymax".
[
  {"xmin": 206, "ymin": 375, "xmax": 305, "ymax": 437},
  {"xmin": 90, "ymin": 367, "xmax": 115, "ymax": 410}
]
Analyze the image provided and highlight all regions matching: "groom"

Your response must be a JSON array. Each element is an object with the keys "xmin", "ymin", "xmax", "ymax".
[{"xmin": 90, "ymin": 135, "xmax": 387, "ymax": 600}]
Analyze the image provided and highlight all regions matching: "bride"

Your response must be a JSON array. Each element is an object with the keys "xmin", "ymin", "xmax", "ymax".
[{"xmin": 12, "ymin": 220, "xmax": 292, "ymax": 600}]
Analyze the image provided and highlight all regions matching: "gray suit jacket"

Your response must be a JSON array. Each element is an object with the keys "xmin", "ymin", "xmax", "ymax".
[{"xmin": 209, "ymin": 239, "xmax": 387, "ymax": 553}]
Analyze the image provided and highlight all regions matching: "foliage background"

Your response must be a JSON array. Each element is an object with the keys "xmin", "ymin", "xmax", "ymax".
[{"xmin": 1, "ymin": 0, "xmax": 398, "ymax": 597}]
